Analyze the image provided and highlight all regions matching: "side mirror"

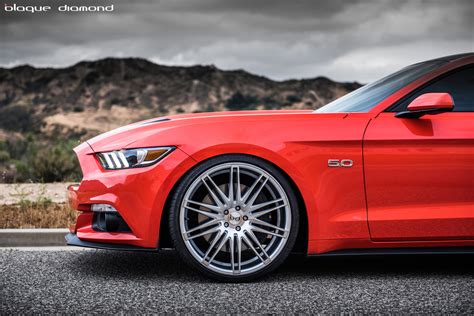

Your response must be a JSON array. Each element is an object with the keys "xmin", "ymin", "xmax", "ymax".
[{"xmin": 395, "ymin": 93, "xmax": 454, "ymax": 118}]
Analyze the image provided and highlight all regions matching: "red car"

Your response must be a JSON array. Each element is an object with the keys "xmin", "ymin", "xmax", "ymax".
[{"xmin": 66, "ymin": 53, "xmax": 474, "ymax": 281}]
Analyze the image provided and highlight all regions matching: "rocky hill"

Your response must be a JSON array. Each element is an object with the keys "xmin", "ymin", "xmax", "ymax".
[{"xmin": 0, "ymin": 58, "xmax": 361, "ymax": 141}]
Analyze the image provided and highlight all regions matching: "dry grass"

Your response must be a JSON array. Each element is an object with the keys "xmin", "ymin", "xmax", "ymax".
[
  {"xmin": 0, "ymin": 202, "xmax": 76, "ymax": 228},
  {"xmin": 0, "ymin": 183, "xmax": 76, "ymax": 228}
]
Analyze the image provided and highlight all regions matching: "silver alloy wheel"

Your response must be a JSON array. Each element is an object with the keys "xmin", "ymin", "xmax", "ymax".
[{"xmin": 179, "ymin": 162, "xmax": 292, "ymax": 276}]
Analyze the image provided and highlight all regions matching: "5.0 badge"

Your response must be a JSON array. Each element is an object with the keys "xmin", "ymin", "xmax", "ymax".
[{"xmin": 328, "ymin": 159, "xmax": 353, "ymax": 167}]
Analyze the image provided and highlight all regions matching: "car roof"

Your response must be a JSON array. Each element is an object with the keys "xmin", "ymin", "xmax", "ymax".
[{"xmin": 421, "ymin": 52, "xmax": 474, "ymax": 64}]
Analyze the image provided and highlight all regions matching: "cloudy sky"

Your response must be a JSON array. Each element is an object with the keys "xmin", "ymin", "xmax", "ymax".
[{"xmin": 1, "ymin": 0, "xmax": 473, "ymax": 82}]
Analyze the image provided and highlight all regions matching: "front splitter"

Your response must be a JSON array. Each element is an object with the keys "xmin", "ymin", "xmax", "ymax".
[{"xmin": 65, "ymin": 233, "xmax": 158, "ymax": 252}]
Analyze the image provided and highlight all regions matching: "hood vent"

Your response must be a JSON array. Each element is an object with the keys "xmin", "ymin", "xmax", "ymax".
[{"xmin": 141, "ymin": 118, "xmax": 170, "ymax": 125}]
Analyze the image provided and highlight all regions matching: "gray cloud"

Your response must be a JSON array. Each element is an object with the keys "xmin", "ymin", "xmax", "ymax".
[{"xmin": 1, "ymin": 0, "xmax": 473, "ymax": 82}]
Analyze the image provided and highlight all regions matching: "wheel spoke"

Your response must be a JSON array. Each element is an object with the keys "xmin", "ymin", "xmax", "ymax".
[
  {"xmin": 236, "ymin": 166, "xmax": 242, "ymax": 203},
  {"xmin": 202, "ymin": 230, "xmax": 225, "ymax": 263},
  {"xmin": 185, "ymin": 199, "xmax": 221, "ymax": 212},
  {"xmin": 207, "ymin": 175, "xmax": 230, "ymax": 203},
  {"xmin": 246, "ymin": 228, "xmax": 270, "ymax": 260},
  {"xmin": 184, "ymin": 225, "xmax": 220, "ymax": 241},
  {"xmin": 183, "ymin": 219, "xmax": 219, "ymax": 235},
  {"xmin": 228, "ymin": 166, "xmax": 235, "ymax": 203},
  {"xmin": 252, "ymin": 202, "xmax": 288, "ymax": 218},
  {"xmin": 249, "ymin": 198, "xmax": 284, "ymax": 212},
  {"xmin": 251, "ymin": 225, "xmax": 287, "ymax": 238},
  {"xmin": 201, "ymin": 178, "xmax": 224, "ymax": 208},
  {"xmin": 184, "ymin": 205, "xmax": 220, "ymax": 219},
  {"xmin": 236, "ymin": 235, "xmax": 242, "ymax": 274},
  {"xmin": 207, "ymin": 232, "xmax": 229, "ymax": 265},
  {"xmin": 229, "ymin": 234, "xmax": 235, "ymax": 273},
  {"xmin": 245, "ymin": 177, "xmax": 269, "ymax": 207},
  {"xmin": 251, "ymin": 218, "xmax": 288, "ymax": 233},
  {"xmin": 203, "ymin": 176, "xmax": 228, "ymax": 206},
  {"xmin": 242, "ymin": 234, "xmax": 266, "ymax": 264},
  {"xmin": 241, "ymin": 175, "xmax": 264, "ymax": 204}
]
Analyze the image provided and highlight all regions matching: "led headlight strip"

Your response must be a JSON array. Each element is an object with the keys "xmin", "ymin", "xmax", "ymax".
[{"xmin": 97, "ymin": 147, "xmax": 175, "ymax": 170}]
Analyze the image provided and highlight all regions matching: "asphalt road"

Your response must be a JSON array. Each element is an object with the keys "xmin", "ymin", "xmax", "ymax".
[{"xmin": 1, "ymin": 249, "xmax": 473, "ymax": 314}]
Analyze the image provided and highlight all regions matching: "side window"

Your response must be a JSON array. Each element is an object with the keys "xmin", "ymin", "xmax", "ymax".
[{"xmin": 389, "ymin": 65, "xmax": 474, "ymax": 112}]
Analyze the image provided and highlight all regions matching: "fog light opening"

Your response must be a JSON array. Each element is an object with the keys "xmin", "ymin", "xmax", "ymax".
[{"xmin": 90, "ymin": 204, "xmax": 132, "ymax": 233}]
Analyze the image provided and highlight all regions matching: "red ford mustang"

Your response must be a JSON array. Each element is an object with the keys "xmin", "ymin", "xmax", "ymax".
[{"xmin": 66, "ymin": 53, "xmax": 474, "ymax": 281}]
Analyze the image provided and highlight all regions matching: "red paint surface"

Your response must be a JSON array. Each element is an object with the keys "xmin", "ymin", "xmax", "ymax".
[{"xmin": 407, "ymin": 92, "xmax": 454, "ymax": 111}]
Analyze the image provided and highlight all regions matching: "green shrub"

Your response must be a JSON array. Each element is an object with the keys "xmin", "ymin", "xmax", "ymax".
[
  {"xmin": 1, "ymin": 137, "xmax": 81, "ymax": 183},
  {"xmin": 29, "ymin": 140, "xmax": 81, "ymax": 182},
  {"xmin": 226, "ymin": 92, "xmax": 259, "ymax": 110},
  {"xmin": 0, "ymin": 150, "xmax": 10, "ymax": 163},
  {"xmin": 0, "ymin": 106, "xmax": 33, "ymax": 132},
  {"xmin": 286, "ymin": 95, "xmax": 302, "ymax": 103},
  {"xmin": 262, "ymin": 96, "xmax": 282, "ymax": 109}
]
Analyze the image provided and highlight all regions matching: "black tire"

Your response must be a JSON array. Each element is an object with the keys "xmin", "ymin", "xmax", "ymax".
[{"xmin": 168, "ymin": 154, "xmax": 300, "ymax": 282}]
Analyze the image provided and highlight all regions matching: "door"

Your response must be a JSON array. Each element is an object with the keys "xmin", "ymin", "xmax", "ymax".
[{"xmin": 364, "ymin": 65, "xmax": 474, "ymax": 241}]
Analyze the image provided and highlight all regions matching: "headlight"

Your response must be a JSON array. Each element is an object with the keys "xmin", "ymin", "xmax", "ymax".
[{"xmin": 96, "ymin": 147, "xmax": 175, "ymax": 170}]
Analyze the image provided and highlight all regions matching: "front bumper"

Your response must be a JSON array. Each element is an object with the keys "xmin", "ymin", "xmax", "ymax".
[{"xmin": 67, "ymin": 142, "xmax": 196, "ymax": 249}]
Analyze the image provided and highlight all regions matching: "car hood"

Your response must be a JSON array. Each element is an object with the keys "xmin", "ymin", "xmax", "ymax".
[{"xmin": 83, "ymin": 109, "xmax": 340, "ymax": 153}]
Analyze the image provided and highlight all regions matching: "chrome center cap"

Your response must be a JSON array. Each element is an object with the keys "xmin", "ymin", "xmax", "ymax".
[
  {"xmin": 229, "ymin": 211, "xmax": 241, "ymax": 226},
  {"xmin": 225, "ymin": 208, "xmax": 243, "ymax": 227}
]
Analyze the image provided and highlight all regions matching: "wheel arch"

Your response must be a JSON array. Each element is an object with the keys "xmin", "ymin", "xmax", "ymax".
[{"xmin": 159, "ymin": 151, "xmax": 309, "ymax": 254}]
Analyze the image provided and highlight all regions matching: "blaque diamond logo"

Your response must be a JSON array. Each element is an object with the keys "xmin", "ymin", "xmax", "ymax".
[{"xmin": 3, "ymin": 3, "xmax": 114, "ymax": 13}]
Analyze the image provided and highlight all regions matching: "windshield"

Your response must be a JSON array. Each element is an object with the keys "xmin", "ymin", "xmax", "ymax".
[{"xmin": 315, "ymin": 60, "xmax": 447, "ymax": 113}]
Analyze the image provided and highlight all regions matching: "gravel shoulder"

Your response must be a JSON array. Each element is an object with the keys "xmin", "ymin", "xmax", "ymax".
[{"xmin": 1, "ymin": 250, "xmax": 473, "ymax": 314}]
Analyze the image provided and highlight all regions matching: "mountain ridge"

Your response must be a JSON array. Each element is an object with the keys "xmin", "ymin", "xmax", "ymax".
[
  {"xmin": 2, "ymin": 57, "xmax": 355, "ymax": 84},
  {"xmin": 0, "ymin": 57, "xmax": 361, "ymax": 140}
]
